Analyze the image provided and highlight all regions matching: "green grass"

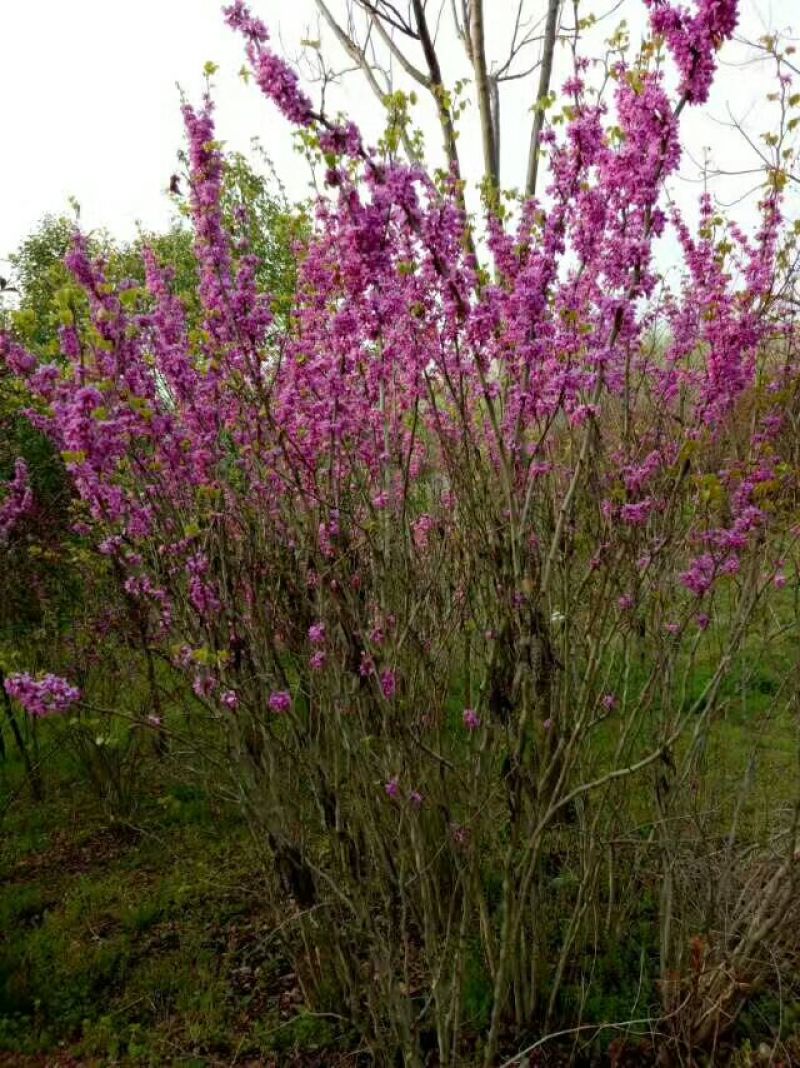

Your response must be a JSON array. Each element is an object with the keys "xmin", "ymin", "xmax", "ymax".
[
  {"xmin": 2, "ymin": 589, "xmax": 798, "ymax": 1065},
  {"xmin": 0, "ymin": 746, "xmax": 349, "ymax": 1066}
]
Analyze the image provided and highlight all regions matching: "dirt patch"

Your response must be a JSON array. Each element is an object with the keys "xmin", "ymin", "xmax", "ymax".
[{"xmin": 2, "ymin": 826, "xmax": 139, "ymax": 887}]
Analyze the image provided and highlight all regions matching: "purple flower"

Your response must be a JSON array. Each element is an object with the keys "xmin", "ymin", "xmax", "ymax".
[
  {"xmin": 221, "ymin": 690, "xmax": 239, "ymax": 710},
  {"xmin": 308, "ymin": 621, "xmax": 326, "ymax": 645},
  {"xmin": 309, "ymin": 650, "xmax": 327, "ymax": 672},
  {"xmin": 193, "ymin": 673, "xmax": 217, "ymax": 699},
  {"xmin": 680, "ymin": 554, "xmax": 716, "ymax": 597},
  {"xmin": 463, "ymin": 708, "xmax": 481, "ymax": 732},
  {"xmin": 0, "ymin": 459, "xmax": 32, "ymax": 543},
  {"xmin": 412, "ymin": 513, "xmax": 436, "ymax": 550},
  {"xmin": 620, "ymin": 499, "xmax": 654, "ymax": 526},
  {"xmin": 450, "ymin": 823, "xmax": 469, "ymax": 847},
  {"xmin": 380, "ymin": 669, "xmax": 396, "ymax": 700},
  {"xmin": 4, "ymin": 673, "xmax": 80, "ymax": 718},
  {"xmin": 224, "ymin": 3, "xmax": 314, "ymax": 125},
  {"xmin": 645, "ymin": 0, "xmax": 738, "ymax": 105},
  {"xmin": 268, "ymin": 690, "xmax": 292, "ymax": 714},
  {"xmin": 385, "ymin": 777, "xmax": 400, "ymax": 800}
]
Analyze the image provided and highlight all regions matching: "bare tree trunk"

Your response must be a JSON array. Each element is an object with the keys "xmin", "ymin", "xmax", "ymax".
[
  {"xmin": 410, "ymin": 0, "xmax": 463, "ymax": 182},
  {"xmin": 490, "ymin": 74, "xmax": 501, "ymax": 183},
  {"xmin": 468, "ymin": 0, "xmax": 499, "ymax": 191},
  {"xmin": 526, "ymin": 0, "xmax": 560, "ymax": 197}
]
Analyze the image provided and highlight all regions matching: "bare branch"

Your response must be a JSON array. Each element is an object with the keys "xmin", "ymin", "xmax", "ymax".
[
  {"xmin": 494, "ymin": 1, "xmax": 546, "ymax": 80},
  {"xmin": 357, "ymin": 0, "xmax": 417, "ymax": 36},
  {"xmin": 364, "ymin": 6, "xmax": 431, "ymax": 86},
  {"xmin": 314, "ymin": 0, "xmax": 421, "ymax": 162}
]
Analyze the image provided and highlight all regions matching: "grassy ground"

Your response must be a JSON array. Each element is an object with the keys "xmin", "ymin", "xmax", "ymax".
[
  {"xmin": 0, "ymin": 746, "xmax": 356, "ymax": 1067},
  {"xmin": 2, "ymin": 601, "xmax": 798, "ymax": 1066}
]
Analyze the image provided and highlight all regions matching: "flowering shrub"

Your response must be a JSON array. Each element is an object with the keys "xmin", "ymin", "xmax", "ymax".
[{"xmin": 1, "ymin": 0, "xmax": 799, "ymax": 1062}]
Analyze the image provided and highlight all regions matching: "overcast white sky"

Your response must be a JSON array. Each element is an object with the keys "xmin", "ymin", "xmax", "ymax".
[{"xmin": 0, "ymin": 0, "xmax": 796, "ymax": 271}]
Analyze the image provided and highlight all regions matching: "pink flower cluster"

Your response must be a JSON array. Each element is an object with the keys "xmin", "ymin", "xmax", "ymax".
[
  {"xmin": 268, "ymin": 690, "xmax": 292, "ymax": 714},
  {"xmin": 222, "ymin": 2, "xmax": 314, "ymax": 126},
  {"xmin": 4, "ymin": 673, "xmax": 81, "ymax": 717},
  {"xmin": 645, "ymin": 0, "xmax": 739, "ymax": 104},
  {"xmin": 463, "ymin": 708, "xmax": 481, "ymax": 732},
  {"xmin": 0, "ymin": 459, "xmax": 33, "ymax": 543}
]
